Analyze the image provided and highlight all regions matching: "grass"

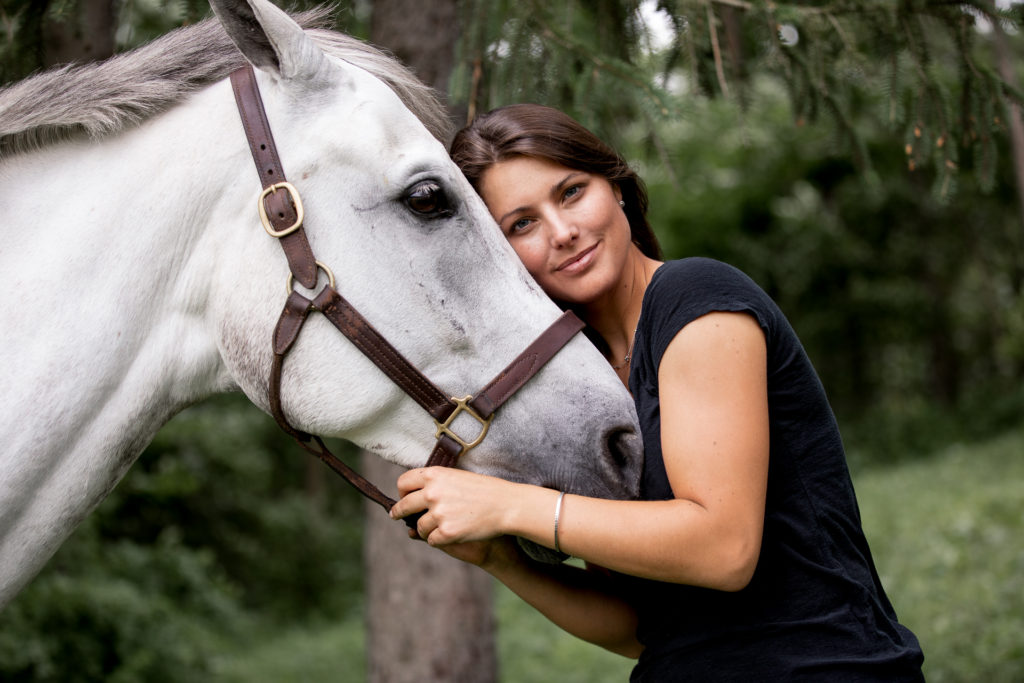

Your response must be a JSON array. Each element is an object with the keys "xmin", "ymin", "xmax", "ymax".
[
  {"xmin": 213, "ymin": 428, "xmax": 1024, "ymax": 682},
  {"xmin": 853, "ymin": 428, "xmax": 1024, "ymax": 683},
  {"xmin": 212, "ymin": 617, "xmax": 366, "ymax": 682}
]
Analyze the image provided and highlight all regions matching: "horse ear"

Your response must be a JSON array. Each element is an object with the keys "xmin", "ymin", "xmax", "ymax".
[{"xmin": 210, "ymin": 0, "xmax": 326, "ymax": 82}]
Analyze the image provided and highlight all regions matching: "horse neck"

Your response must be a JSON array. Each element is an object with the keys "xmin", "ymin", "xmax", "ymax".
[
  {"xmin": 0, "ymin": 81, "xmax": 257, "ymax": 604},
  {"xmin": 0, "ymin": 81, "xmax": 242, "ymax": 496}
]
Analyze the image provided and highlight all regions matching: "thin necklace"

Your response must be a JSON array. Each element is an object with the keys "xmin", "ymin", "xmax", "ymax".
[
  {"xmin": 611, "ymin": 259, "xmax": 652, "ymax": 371},
  {"xmin": 611, "ymin": 328, "xmax": 637, "ymax": 370}
]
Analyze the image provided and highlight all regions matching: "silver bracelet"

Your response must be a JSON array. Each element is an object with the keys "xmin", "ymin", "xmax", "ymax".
[{"xmin": 554, "ymin": 491, "xmax": 566, "ymax": 553}]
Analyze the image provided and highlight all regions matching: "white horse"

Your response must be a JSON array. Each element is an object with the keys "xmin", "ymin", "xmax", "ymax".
[{"xmin": 0, "ymin": 0, "xmax": 642, "ymax": 608}]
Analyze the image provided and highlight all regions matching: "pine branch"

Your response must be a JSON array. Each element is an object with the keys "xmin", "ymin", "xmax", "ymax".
[
  {"xmin": 705, "ymin": 1, "xmax": 730, "ymax": 96},
  {"xmin": 525, "ymin": 0, "xmax": 673, "ymax": 115}
]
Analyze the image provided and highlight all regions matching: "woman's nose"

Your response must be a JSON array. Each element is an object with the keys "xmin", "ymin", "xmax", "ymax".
[{"xmin": 548, "ymin": 213, "xmax": 579, "ymax": 248}]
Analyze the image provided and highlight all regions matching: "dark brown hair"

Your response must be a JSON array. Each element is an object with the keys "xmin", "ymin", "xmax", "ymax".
[{"xmin": 450, "ymin": 103, "xmax": 662, "ymax": 260}]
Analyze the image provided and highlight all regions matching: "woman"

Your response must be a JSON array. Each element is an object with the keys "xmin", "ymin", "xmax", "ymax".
[{"xmin": 390, "ymin": 104, "xmax": 924, "ymax": 681}]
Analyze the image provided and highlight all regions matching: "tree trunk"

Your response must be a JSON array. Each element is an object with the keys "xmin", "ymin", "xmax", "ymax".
[
  {"xmin": 43, "ymin": 0, "xmax": 116, "ymax": 67},
  {"xmin": 362, "ymin": 456, "xmax": 497, "ymax": 683},
  {"xmin": 990, "ymin": 12, "xmax": 1024, "ymax": 258},
  {"xmin": 363, "ymin": 3, "xmax": 498, "ymax": 682},
  {"xmin": 369, "ymin": 0, "xmax": 463, "ymax": 133}
]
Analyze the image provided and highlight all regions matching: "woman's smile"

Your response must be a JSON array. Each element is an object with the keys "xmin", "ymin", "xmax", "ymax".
[
  {"xmin": 479, "ymin": 156, "xmax": 631, "ymax": 305},
  {"xmin": 556, "ymin": 242, "xmax": 599, "ymax": 274}
]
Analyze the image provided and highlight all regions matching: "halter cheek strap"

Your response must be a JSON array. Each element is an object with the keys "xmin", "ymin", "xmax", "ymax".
[{"xmin": 229, "ymin": 65, "xmax": 584, "ymax": 524}]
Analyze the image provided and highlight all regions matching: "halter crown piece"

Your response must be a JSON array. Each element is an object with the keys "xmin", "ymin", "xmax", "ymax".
[{"xmin": 229, "ymin": 65, "xmax": 584, "ymax": 528}]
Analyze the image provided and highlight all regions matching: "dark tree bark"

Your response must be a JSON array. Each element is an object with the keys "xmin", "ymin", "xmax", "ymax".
[
  {"xmin": 369, "ymin": 0, "xmax": 463, "ymax": 133},
  {"xmin": 363, "ymin": 2, "xmax": 498, "ymax": 682},
  {"xmin": 362, "ymin": 458, "xmax": 497, "ymax": 683},
  {"xmin": 43, "ymin": 0, "xmax": 116, "ymax": 67},
  {"xmin": 991, "ymin": 13, "xmax": 1024, "ymax": 244},
  {"xmin": 370, "ymin": 0, "xmax": 456, "ymax": 93}
]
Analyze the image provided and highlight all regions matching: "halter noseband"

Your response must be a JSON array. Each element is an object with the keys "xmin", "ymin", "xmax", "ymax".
[{"xmin": 229, "ymin": 65, "xmax": 583, "ymax": 525}]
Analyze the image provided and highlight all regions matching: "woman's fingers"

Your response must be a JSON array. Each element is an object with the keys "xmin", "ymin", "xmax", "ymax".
[
  {"xmin": 392, "ymin": 467, "xmax": 455, "ymax": 521},
  {"xmin": 390, "ymin": 486, "xmax": 428, "ymax": 521},
  {"xmin": 391, "ymin": 467, "xmax": 515, "ymax": 545},
  {"xmin": 415, "ymin": 511, "xmax": 437, "ymax": 542},
  {"xmin": 395, "ymin": 467, "xmax": 430, "ymax": 497}
]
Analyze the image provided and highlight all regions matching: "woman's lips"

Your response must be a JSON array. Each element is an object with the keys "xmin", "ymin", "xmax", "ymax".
[{"xmin": 556, "ymin": 243, "xmax": 598, "ymax": 273}]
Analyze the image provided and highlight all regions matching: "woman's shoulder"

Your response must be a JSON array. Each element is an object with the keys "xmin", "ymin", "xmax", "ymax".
[
  {"xmin": 638, "ymin": 258, "xmax": 777, "ymax": 362},
  {"xmin": 647, "ymin": 257, "xmax": 769, "ymax": 309}
]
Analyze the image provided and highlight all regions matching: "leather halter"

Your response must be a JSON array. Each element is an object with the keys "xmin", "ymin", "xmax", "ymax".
[{"xmin": 229, "ymin": 65, "xmax": 584, "ymax": 523}]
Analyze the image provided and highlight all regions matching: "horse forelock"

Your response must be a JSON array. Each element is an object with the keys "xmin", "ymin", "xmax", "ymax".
[{"xmin": 0, "ymin": 8, "xmax": 452, "ymax": 159}]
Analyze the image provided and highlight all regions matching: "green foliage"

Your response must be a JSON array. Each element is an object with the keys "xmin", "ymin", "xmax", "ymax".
[
  {"xmin": 452, "ymin": 0, "xmax": 1022, "ymax": 199},
  {"xmin": 213, "ymin": 619, "xmax": 366, "ymax": 682},
  {"xmin": 0, "ymin": 0, "xmax": 372, "ymax": 86},
  {"xmin": 453, "ymin": 0, "xmax": 665, "ymax": 137},
  {"xmin": 0, "ymin": 0, "xmax": 49, "ymax": 81},
  {"xmin": 0, "ymin": 522, "xmax": 242, "ymax": 681},
  {"xmin": 631, "ymin": 75, "xmax": 1024, "ymax": 461},
  {"xmin": 855, "ymin": 428, "xmax": 1024, "ymax": 683},
  {"xmin": 0, "ymin": 395, "xmax": 366, "ymax": 681}
]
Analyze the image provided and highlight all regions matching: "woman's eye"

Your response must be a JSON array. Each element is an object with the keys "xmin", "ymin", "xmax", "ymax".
[
  {"xmin": 405, "ymin": 181, "xmax": 453, "ymax": 218},
  {"xmin": 510, "ymin": 217, "xmax": 533, "ymax": 233},
  {"xmin": 563, "ymin": 185, "xmax": 583, "ymax": 200}
]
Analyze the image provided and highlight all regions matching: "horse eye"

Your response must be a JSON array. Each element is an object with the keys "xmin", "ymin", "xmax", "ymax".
[{"xmin": 405, "ymin": 181, "xmax": 452, "ymax": 218}]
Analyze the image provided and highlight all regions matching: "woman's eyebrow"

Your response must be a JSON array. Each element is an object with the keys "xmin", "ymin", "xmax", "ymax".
[
  {"xmin": 496, "ymin": 172, "xmax": 587, "ymax": 226},
  {"xmin": 497, "ymin": 204, "xmax": 528, "ymax": 226},
  {"xmin": 554, "ymin": 172, "xmax": 587, "ymax": 194}
]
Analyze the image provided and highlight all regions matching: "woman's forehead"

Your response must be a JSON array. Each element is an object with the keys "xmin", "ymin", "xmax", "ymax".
[{"xmin": 481, "ymin": 157, "xmax": 584, "ymax": 199}]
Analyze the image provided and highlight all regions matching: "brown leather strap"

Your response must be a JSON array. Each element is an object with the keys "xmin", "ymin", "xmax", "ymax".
[
  {"xmin": 230, "ymin": 64, "xmax": 583, "ymax": 526},
  {"xmin": 296, "ymin": 435, "xmax": 399, "ymax": 511},
  {"xmin": 425, "ymin": 433, "xmax": 465, "ymax": 469},
  {"xmin": 268, "ymin": 291, "xmax": 314, "ymax": 441},
  {"xmin": 267, "ymin": 294, "xmax": 405, "ymax": 517},
  {"xmin": 424, "ymin": 310, "xmax": 584, "ymax": 467},
  {"xmin": 232, "ymin": 63, "xmax": 423, "ymax": 521},
  {"xmin": 313, "ymin": 287, "xmax": 455, "ymax": 422},
  {"xmin": 469, "ymin": 310, "xmax": 585, "ymax": 418},
  {"xmin": 230, "ymin": 65, "xmax": 318, "ymax": 289}
]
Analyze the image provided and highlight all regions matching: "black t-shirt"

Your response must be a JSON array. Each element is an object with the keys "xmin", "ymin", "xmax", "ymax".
[{"xmin": 624, "ymin": 258, "xmax": 923, "ymax": 681}]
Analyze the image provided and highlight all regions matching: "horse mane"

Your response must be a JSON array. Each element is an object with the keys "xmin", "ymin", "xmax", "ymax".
[{"xmin": 0, "ymin": 8, "xmax": 453, "ymax": 159}]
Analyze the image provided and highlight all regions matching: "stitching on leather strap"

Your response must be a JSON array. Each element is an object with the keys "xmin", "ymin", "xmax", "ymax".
[
  {"xmin": 230, "ymin": 65, "xmax": 317, "ymax": 289},
  {"xmin": 472, "ymin": 311, "xmax": 584, "ymax": 417},
  {"xmin": 313, "ymin": 287, "xmax": 453, "ymax": 419}
]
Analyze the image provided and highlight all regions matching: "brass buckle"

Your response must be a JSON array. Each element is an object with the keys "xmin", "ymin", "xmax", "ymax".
[
  {"xmin": 286, "ymin": 260, "xmax": 336, "ymax": 294},
  {"xmin": 434, "ymin": 396, "xmax": 494, "ymax": 453},
  {"xmin": 258, "ymin": 181, "xmax": 305, "ymax": 238}
]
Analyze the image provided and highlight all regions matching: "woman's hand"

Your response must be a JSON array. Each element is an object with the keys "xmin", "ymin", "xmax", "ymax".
[
  {"xmin": 390, "ymin": 467, "xmax": 522, "ymax": 550},
  {"xmin": 429, "ymin": 535, "xmax": 523, "ymax": 569},
  {"xmin": 392, "ymin": 469, "xmax": 643, "ymax": 656}
]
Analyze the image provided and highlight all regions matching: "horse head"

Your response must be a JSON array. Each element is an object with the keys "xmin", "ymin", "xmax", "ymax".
[
  {"xmin": 206, "ymin": 0, "xmax": 643, "ymax": 501},
  {"xmin": 0, "ymin": 0, "xmax": 643, "ymax": 604}
]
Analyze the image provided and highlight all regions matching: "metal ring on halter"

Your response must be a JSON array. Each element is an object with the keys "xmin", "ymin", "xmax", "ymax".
[
  {"xmin": 258, "ymin": 181, "xmax": 305, "ymax": 238},
  {"xmin": 433, "ymin": 395, "xmax": 494, "ymax": 453},
  {"xmin": 286, "ymin": 260, "xmax": 336, "ymax": 294}
]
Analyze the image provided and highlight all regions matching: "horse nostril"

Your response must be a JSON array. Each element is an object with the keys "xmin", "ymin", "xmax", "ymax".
[{"xmin": 605, "ymin": 427, "xmax": 634, "ymax": 470}]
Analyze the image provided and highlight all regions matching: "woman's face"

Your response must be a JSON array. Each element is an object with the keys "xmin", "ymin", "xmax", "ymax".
[{"xmin": 479, "ymin": 156, "xmax": 632, "ymax": 306}]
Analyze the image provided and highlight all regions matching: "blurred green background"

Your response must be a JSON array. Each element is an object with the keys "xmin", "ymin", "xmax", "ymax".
[{"xmin": 1, "ymin": 0, "xmax": 1022, "ymax": 680}]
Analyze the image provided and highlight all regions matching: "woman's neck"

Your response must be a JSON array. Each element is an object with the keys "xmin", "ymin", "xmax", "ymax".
[{"xmin": 583, "ymin": 248, "xmax": 662, "ymax": 368}]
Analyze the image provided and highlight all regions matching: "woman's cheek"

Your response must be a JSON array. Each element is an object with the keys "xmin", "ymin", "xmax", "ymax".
[{"xmin": 511, "ymin": 242, "xmax": 546, "ymax": 278}]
